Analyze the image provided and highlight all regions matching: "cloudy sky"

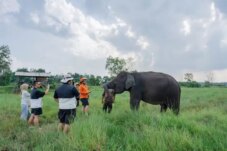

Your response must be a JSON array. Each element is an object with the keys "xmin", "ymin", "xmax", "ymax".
[{"xmin": 1, "ymin": 0, "xmax": 227, "ymax": 82}]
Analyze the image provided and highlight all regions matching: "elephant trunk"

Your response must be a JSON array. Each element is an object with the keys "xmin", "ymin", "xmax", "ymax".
[{"xmin": 102, "ymin": 83, "xmax": 109, "ymax": 92}]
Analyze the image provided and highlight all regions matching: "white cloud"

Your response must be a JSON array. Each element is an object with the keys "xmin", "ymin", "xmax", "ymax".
[
  {"xmin": 30, "ymin": 12, "xmax": 40, "ymax": 24},
  {"xmin": 209, "ymin": 2, "xmax": 223, "ymax": 22},
  {"xmin": 41, "ymin": 0, "xmax": 150, "ymax": 60},
  {"xmin": 181, "ymin": 19, "xmax": 191, "ymax": 36},
  {"xmin": 210, "ymin": 2, "xmax": 217, "ymax": 22},
  {"xmin": 45, "ymin": 0, "xmax": 76, "ymax": 26},
  {"xmin": 220, "ymin": 39, "xmax": 227, "ymax": 48},
  {"xmin": 0, "ymin": 0, "xmax": 20, "ymax": 15},
  {"xmin": 136, "ymin": 36, "xmax": 150, "ymax": 50},
  {"xmin": 43, "ymin": 0, "xmax": 121, "ymax": 59},
  {"xmin": 3, "ymin": 0, "xmax": 227, "ymax": 81},
  {"xmin": 125, "ymin": 27, "xmax": 136, "ymax": 38}
]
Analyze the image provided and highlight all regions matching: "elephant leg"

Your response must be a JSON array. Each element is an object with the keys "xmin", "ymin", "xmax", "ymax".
[
  {"xmin": 130, "ymin": 97, "xmax": 141, "ymax": 110},
  {"xmin": 172, "ymin": 100, "xmax": 180, "ymax": 115},
  {"xmin": 129, "ymin": 90, "xmax": 141, "ymax": 110},
  {"xmin": 160, "ymin": 104, "xmax": 167, "ymax": 112}
]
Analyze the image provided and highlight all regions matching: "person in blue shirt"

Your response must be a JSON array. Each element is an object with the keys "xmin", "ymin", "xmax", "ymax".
[
  {"xmin": 54, "ymin": 75, "xmax": 79, "ymax": 134},
  {"xmin": 28, "ymin": 81, "xmax": 49, "ymax": 127}
]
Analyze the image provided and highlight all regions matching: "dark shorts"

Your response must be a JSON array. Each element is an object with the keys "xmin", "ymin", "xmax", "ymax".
[
  {"xmin": 58, "ymin": 109, "xmax": 76, "ymax": 124},
  {"xmin": 80, "ymin": 98, "xmax": 89, "ymax": 107},
  {"xmin": 31, "ymin": 108, "xmax": 42, "ymax": 115}
]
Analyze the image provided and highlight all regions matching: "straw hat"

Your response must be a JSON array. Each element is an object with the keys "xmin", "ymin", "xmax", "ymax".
[{"xmin": 80, "ymin": 77, "xmax": 87, "ymax": 83}]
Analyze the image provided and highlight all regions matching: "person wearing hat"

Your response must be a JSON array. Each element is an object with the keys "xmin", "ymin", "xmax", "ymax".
[
  {"xmin": 79, "ymin": 77, "xmax": 90, "ymax": 115},
  {"xmin": 54, "ymin": 75, "xmax": 79, "ymax": 133},
  {"xmin": 28, "ymin": 81, "xmax": 50, "ymax": 127}
]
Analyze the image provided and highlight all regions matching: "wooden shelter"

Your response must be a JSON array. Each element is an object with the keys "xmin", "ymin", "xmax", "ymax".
[{"xmin": 14, "ymin": 72, "xmax": 51, "ymax": 93}]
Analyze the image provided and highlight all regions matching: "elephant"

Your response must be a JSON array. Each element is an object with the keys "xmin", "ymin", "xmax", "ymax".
[{"xmin": 104, "ymin": 71, "xmax": 181, "ymax": 115}]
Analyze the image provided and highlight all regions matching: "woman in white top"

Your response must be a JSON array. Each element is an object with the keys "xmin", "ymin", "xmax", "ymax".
[{"xmin": 20, "ymin": 83, "xmax": 31, "ymax": 120}]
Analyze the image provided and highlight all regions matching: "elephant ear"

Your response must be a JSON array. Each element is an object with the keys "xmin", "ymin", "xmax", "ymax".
[{"xmin": 125, "ymin": 74, "xmax": 135, "ymax": 89}]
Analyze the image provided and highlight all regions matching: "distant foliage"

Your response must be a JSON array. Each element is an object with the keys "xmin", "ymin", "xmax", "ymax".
[
  {"xmin": 0, "ymin": 45, "xmax": 11, "ymax": 72},
  {"xmin": 0, "ymin": 71, "xmax": 13, "ymax": 86},
  {"xmin": 0, "ymin": 45, "xmax": 12, "ymax": 86},
  {"xmin": 179, "ymin": 81, "xmax": 201, "ymax": 88},
  {"xmin": 204, "ymin": 81, "xmax": 212, "ymax": 87},
  {"xmin": 105, "ymin": 56, "xmax": 128, "ymax": 77},
  {"xmin": 184, "ymin": 73, "xmax": 193, "ymax": 82},
  {"xmin": 206, "ymin": 72, "xmax": 214, "ymax": 83},
  {"xmin": 47, "ymin": 73, "xmax": 111, "ymax": 87},
  {"xmin": 30, "ymin": 68, "xmax": 46, "ymax": 73},
  {"xmin": 16, "ymin": 68, "xmax": 29, "ymax": 72}
]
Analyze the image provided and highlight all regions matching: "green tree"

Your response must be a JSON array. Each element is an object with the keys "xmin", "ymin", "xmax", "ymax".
[
  {"xmin": 184, "ymin": 73, "xmax": 193, "ymax": 82},
  {"xmin": 0, "ymin": 45, "xmax": 11, "ymax": 73},
  {"xmin": 204, "ymin": 72, "xmax": 214, "ymax": 87},
  {"xmin": 0, "ymin": 71, "xmax": 12, "ymax": 86},
  {"xmin": 30, "ymin": 68, "xmax": 45, "ymax": 73},
  {"xmin": 0, "ymin": 45, "xmax": 12, "ymax": 86},
  {"xmin": 16, "ymin": 68, "xmax": 29, "ymax": 72},
  {"xmin": 102, "ymin": 76, "xmax": 111, "ymax": 83},
  {"xmin": 105, "ymin": 56, "xmax": 128, "ymax": 77},
  {"xmin": 71, "ymin": 73, "xmax": 81, "ymax": 83}
]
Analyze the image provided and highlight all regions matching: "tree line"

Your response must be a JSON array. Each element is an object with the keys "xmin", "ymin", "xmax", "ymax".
[
  {"xmin": 0, "ymin": 45, "xmax": 126, "ymax": 87},
  {"xmin": 0, "ymin": 45, "xmax": 225, "ymax": 87}
]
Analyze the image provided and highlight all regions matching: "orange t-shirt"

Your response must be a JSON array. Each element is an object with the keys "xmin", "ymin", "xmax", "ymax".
[{"xmin": 79, "ymin": 84, "xmax": 89, "ymax": 99}]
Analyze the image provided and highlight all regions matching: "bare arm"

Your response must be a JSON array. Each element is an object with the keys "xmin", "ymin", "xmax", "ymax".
[{"xmin": 45, "ymin": 84, "xmax": 50, "ymax": 94}]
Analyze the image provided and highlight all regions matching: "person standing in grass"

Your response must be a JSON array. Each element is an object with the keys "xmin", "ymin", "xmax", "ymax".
[
  {"xmin": 54, "ymin": 75, "xmax": 79, "ymax": 134},
  {"xmin": 20, "ymin": 83, "xmax": 31, "ymax": 120},
  {"xmin": 74, "ymin": 82, "xmax": 80, "ymax": 107},
  {"xmin": 102, "ymin": 89, "xmax": 115, "ymax": 113},
  {"xmin": 79, "ymin": 77, "xmax": 91, "ymax": 115},
  {"xmin": 28, "ymin": 81, "xmax": 49, "ymax": 127}
]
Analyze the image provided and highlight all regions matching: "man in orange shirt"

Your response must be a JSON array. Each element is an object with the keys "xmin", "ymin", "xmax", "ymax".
[{"xmin": 79, "ymin": 77, "xmax": 90, "ymax": 115}]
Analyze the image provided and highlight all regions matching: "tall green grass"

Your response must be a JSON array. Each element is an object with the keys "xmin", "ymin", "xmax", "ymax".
[{"xmin": 0, "ymin": 87, "xmax": 226, "ymax": 151}]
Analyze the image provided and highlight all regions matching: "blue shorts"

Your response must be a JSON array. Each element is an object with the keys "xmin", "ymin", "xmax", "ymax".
[
  {"xmin": 20, "ymin": 104, "xmax": 30, "ymax": 120},
  {"xmin": 80, "ymin": 98, "xmax": 89, "ymax": 107}
]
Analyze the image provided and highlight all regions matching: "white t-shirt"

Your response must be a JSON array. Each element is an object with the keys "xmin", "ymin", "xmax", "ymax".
[
  {"xmin": 21, "ymin": 90, "xmax": 31, "ymax": 105},
  {"xmin": 30, "ymin": 98, "xmax": 42, "ymax": 108},
  {"xmin": 58, "ymin": 98, "xmax": 76, "ymax": 109}
]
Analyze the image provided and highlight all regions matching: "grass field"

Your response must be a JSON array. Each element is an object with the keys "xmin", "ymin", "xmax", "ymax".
[{"xmin": 0, "ymin": 87, "xmax": 227, "ymax": 151}]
